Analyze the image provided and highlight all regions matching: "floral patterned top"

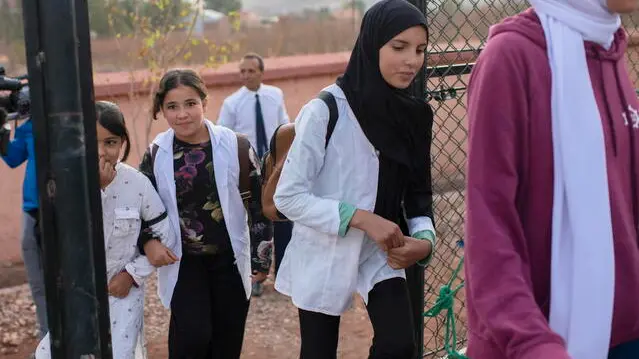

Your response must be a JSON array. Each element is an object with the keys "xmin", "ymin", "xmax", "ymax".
[
  {"xmin": 138, "ymin": 135, "xmax": 273, "ymax": 273},
  {"xmin": 173, "ymin": 138, "xmax": 231, "ymax": 255}
]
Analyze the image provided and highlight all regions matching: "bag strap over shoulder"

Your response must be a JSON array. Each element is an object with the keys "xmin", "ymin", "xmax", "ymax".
[
  {"xmin": 269, "ymin": 124, "xmax": 283, "ymax": 163},
  {"xmin": 150, "ymin": 143, "xmax": 159, "ymax": 166},
  {"xmin": 235, "ymin": 133, "xmax": 251, "ymax": 200},
  {"xmin": 318, "ymin": 90, "xmax": 338, "ymax": 149}
]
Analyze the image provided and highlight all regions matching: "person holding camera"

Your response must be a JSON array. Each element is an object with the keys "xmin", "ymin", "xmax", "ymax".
[{"xmin": 0, "ymin": 113, "xmax": 47, "ymax": 339}]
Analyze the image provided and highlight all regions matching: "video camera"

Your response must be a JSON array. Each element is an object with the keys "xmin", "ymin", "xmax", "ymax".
[{"xmin": 0, "ymin": 66, "xmax": 30, "ymax": 156}]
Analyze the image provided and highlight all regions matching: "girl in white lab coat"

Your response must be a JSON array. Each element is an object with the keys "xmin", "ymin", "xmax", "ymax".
[
  {"xmin": 273, "ymin": 1, "xmax": 436, "ymax": 358},
  {"xmin": 35, "ymin": 101, "xmax": 178, "ymax": 359},
  {"xmin": 137, "ymin": 68, "xmax": 272, "ymax": 358}
]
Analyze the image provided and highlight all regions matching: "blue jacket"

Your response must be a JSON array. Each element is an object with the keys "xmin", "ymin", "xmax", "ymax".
[{"xmin": 1, "ymin": 119, "xmax": 38, "ymax": 212}]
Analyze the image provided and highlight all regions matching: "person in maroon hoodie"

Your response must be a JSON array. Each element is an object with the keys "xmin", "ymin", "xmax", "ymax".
[{"xmin": 465, "ymin": 1, "xmax": 639, "ymax": 359}]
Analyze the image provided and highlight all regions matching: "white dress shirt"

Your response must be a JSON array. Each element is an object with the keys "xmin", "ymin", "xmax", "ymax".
[{"xmin": 218, "ymin": 84, "xmax": 290, "ymax": 152}]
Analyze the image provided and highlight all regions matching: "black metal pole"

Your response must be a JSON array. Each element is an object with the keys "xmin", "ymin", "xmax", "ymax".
[
  {"xmin": 21, "ymin": 0, "xmax": 112, "ymax": 357},
  {"xmin": 407, "ymin": 0, "xmax": 427, "ymax": 357}
]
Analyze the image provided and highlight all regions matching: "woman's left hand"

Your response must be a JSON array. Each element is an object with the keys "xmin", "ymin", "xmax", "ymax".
[{"xmin": 387, "ymin": 237, "xmax": 433, "ymax": 270}]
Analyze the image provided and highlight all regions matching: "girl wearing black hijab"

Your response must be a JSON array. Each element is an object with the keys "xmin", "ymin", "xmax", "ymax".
[{"xmin": 273, "ymin": 0, "xmax": 435, "ymax": 357}]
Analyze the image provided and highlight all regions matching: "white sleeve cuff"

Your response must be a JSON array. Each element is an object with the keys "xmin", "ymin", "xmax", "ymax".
[
  {"xmin": 407, "ymin": 216, "xmax": 436, "ymax": 238},
  {"xmin": 124, "ymin": 264, "xmax": 145, "ymax": 287}
]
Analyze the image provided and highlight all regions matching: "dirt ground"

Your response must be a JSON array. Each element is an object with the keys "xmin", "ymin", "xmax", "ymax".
[
  {"xmin": 0, "ymin": 192, "xmax": 468, "ymax": 359},
  {"xmin": 0, "ymin": 266, "xmax": 465, "ymax": 359},
  {"xmin": 0, "ymin": 262, "xmax": 26, "ymax": 290},
  {"xmin": 0, "ymin": 276, "xmax": 375, "ymax": 359},
  {"xmin": 0, "ymin": 259, "xmax": 467, "ymax": 359}
]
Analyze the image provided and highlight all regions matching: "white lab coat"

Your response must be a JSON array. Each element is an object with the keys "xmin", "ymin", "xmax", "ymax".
[
  {"xmin": 151, "ymin": 120, "xmax": 254, "ymax": 308},
  {"xmin": 273, "ymin": 84, "xmax": 435, "ymax": 316},
  {"xmin": 36, "ymin": 163, "xmax": 176, "ymax": 359}
]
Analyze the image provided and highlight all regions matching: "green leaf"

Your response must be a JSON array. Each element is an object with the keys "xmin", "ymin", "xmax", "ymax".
[
  {"xmin": 211, "ymin": 205, "xmax": 224, "ymax": 222},
  {"xmin": 144, "ymin": 36, "xmax": 156, "ymax": 48},
  {"xmin": 205, "ymin": 162, "xmax": 213, "ymax": 177}
]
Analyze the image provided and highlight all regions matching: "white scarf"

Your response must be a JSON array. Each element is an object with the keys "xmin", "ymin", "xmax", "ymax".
[{"xmin": 527, "ymin": 1, "xmax": 620, "ymax": 358}]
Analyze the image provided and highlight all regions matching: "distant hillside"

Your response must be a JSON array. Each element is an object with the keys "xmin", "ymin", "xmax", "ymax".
[
  {"xmin": 242, "ymin": 0, "xmax": 378, "ymax": 16},
  {"xmin": 241, "ymin": 1, "xmax": 509, "ymax": 16}
]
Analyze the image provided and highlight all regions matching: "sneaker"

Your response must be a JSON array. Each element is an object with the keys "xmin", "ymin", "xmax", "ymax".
[{"xmin": 252, "ymin": 281, "xmax": 264, "ymax": 297}]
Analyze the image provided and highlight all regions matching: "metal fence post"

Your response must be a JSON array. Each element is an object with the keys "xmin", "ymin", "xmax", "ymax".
[{"xmin": 21, "ymin": 0, "xmax": 112, "ymax": 357}]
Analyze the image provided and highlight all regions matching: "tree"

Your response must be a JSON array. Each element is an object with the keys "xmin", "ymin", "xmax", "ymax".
[
  {"xmin": 0, "ymin": 0, "xmax": 25, "ymax": 71},
  {"xmin": 0, "ymin": 0, "xmax": 24, "ymax": 43},
  {"xmin": 318, "ymin": 7, "xmax": 332, "ymax": 21},
  {"xmin": 89, "ymin": 0, "xmax": 111, "ymax": 37},
  {"xmin": 106, "ymin": 0, "xmax": 189, "ymax": 38},
  {"xmin": 343, "ymin": 0, "xmax": 366, "ymax": 15},
  {"xmin": 204, "ymin": 0, "xmax": 241, "ymax": 13},
  {"xmin": 109, "ymin": 0, "xmax": 240, "ymax": 156}
]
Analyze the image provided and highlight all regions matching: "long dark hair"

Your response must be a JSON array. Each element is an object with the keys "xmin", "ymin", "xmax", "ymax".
[
  {"xmin": 152, "ymin": 68, "xmax": 208, "ymax": 120},
  {"xmin": 95, "ymin": 101, "xmax": 131, "ymax": 162}
]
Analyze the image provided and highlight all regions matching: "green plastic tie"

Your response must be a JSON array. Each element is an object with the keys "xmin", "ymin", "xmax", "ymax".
[{"xmin": 423, "ymin": 256, "xmax": 468, "ymax": 359}]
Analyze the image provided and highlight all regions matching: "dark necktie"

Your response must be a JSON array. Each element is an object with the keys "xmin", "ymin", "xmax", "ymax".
[{"xmin": 255, "ymin": 93, "xmax": 268, "ymax": 158}]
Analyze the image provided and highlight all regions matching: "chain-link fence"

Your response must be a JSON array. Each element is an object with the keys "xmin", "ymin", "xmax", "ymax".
[
  {"xmin": 417, "ymin": 1, "xmax": 639, "ymax": 358},
  {"xmin": 623, "ymin": 13, "xmax": 639, "ymax": 85}
]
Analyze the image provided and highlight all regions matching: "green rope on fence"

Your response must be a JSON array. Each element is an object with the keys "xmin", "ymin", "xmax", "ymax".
[{"xmin": 423, "ymin": 256, "xmax": 468, "ymax": 359}]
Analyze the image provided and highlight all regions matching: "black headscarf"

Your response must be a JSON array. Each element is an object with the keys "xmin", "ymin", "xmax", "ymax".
[{"xmin": 337, "ymin": 0, "xmax": 434, "ymax": 223}]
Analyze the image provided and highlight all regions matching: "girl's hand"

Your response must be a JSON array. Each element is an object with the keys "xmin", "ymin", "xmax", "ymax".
[
  {"xmin": 108, "ymin": 271, "xmax": 134, "ymax": 298},
  {"xmin": 99, "ymin": 157, "xmax": 116, "ymax": 189},
  {"xmin": 387, "ymin": 237, "xmax": 432, "ymax": 269},
  {"xmin": 144, "ymin": 240, "xmax": 179, "ymax": 267},
  {"xmin": 350, "ymin": 209, "xmax": 405, "ymax": 251}
]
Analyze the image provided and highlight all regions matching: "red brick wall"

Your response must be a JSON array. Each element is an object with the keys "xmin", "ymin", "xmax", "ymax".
[{"xmin": 0, "ymin": 54, "xmax": 343, "ymax": 263}]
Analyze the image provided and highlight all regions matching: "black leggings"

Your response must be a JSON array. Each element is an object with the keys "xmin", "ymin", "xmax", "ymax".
[
  {"xmin": 273, "ymin": 220, "xmax": 293, "ymax": 275},
  {"xmin": 608, "ymin": 339, "xmax": 639, "ymax": 359},
  {"xmin": 168, "ymin": 252, "xmax": 250, "ymax": 359},
  {"xmin": 298, "ymin": 277, "xmax": 416, "ymax": 359}
]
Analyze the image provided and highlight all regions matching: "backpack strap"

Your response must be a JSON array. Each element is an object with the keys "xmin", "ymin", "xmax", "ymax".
[
  {"xmin": 236, "ymin": 133, "xmax": 251, "ymax": 201},
  {"xmin": 269, "ymin": 124, "xmax": 283, "ymax": 163},
  {"xmin": 150, "ymin": 143, "xmax": 159, "ymax": 166},
  {"xmin": 318, "ymin": 91, "xmax": 338, "ymax": 148},
  {"xmin": 142, "ymin": 143, "xmax": 161, "ymax": 190}
]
